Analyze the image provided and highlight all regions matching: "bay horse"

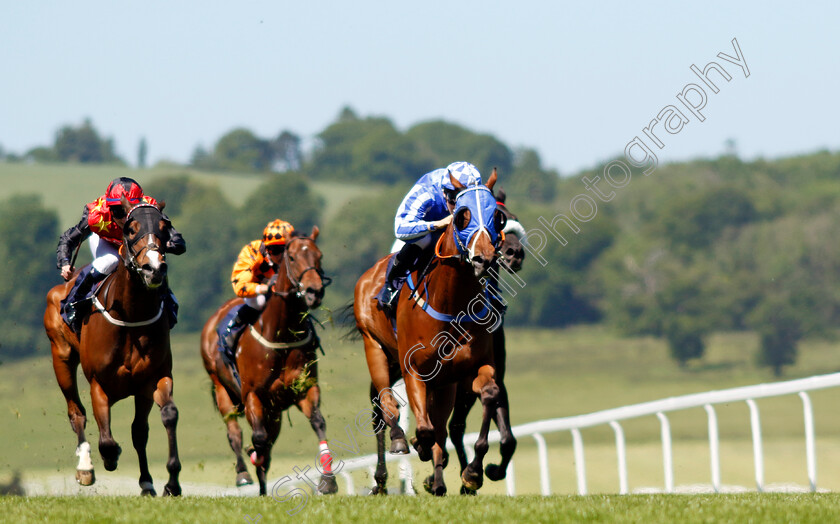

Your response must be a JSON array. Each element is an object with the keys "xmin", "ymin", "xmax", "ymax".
[
  {"xmin": 353, "ymin": 169, "xmax": 514, "ymax": 496},
  {"xmin": 200, "ymin": 227, "xmax": 338, "ymax": 496},
  {"xmin": 448, "ymin": 188, "xmax": 526, "ymax": 493},
  {"xmin": 44, "ymin": 197, "xmax": 181, "ymax": 496}
]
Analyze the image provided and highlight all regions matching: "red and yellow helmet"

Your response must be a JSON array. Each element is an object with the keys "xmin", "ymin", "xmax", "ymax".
[
  {"xmin": 263, "ymin": 219, "xmax": 294, "ymax": 246},
  {"xmin": 105, "ymin": 177, "xmax": 144, "ymax": 205}
]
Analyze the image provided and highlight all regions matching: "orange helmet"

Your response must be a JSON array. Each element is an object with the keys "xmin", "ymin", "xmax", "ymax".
[{"xmin": 263, "ymin": 219, "xmax": 294, "ymax": 246}]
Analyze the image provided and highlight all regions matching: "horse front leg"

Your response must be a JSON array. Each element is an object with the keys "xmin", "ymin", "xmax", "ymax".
[
  {"xmin": 297, "ymin": 385, "xmax": 338, "ymax": 495},
  {"xmin": 211, "ymin": 376, "xmax": 252, "ymax": 486},
  {"xmin": 90, "ymin": 380, "xmax": 121, "ymax": 473},
  {"xmin": 449, "ymin": 383, "xmax": 479, "ymax": 495},
  {"xmin": 153, "ymin": 376, "xmax": 181, "ymax": 496},
  {"xmin": 461, "ymin": 365, "xmax": 500, "ymax": 492},
  {"xmin": 403, "ymin": 374, "xmax": 434, "ymax": 462},
  {"xmin": 50, "ymin": 342, "xmax": 94, "ymax": 485},
  {"xmin": 369, "ymin": 382, "xmax": 389, "ymax": 494},
  {"xmin": 486, "ymin": 383, "xmax": 516, "ymax": 481},
  {"xmin": 449, "ymin": 383, "xmax": 477, "ymax": 474},
  {"xmin": 132, "ymin": 394, "xmax": 156, "ymax": 496},
  {"xmin": 245, "ymin": 391, "xmax": 274, "ymax": 496},
  {"xmin": 364, "ymin": 337, "xmax": 408, "ymax": 454},
  {"xmin": 486, "ymin": 326, "xmax": 516, "ymax": 481},
  {"xmin": 424, "ymin": 385, "xmax": 455, "ymax": 496}
]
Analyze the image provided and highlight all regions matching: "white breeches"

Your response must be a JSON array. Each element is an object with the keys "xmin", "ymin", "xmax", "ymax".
[{"xmin": 89, "ymin": 235, "xmax": 121, "ymax": 274}]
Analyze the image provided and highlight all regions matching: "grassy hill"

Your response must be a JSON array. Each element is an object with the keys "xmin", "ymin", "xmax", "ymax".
[{"xmin": 0, "ymin": 163, "xmax": 370, "ymax": 228}]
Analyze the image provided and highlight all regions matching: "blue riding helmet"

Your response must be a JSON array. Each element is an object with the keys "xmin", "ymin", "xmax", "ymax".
[
  {"xmin": 452, "ymin": 185, "xmax": 503, "ymax": 254},
  {"xmin": 441, "ymin": 161, "xmax": 481, "ymax": 191}
]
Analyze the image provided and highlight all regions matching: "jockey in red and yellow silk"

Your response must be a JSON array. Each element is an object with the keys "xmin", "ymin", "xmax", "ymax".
[
  {"xmin": 56, "ymin": 177, "xmax": 185, "ymax": 330},
  {"xmin": 85, "ymin": 194, "xmax": 158, "ymax": 245}
]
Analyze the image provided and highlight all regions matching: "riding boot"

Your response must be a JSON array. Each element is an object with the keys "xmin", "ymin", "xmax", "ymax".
[
  {"xmin": 64, "ymin": 267, "xmax": 106, "ymax": 330},
  {"xmin": 380, "ymin": 242, "xmax": 424, "ymax": 310},
  {"xmin": 217, "ymin": 304, "xmax": 261, "ymax": 364}
]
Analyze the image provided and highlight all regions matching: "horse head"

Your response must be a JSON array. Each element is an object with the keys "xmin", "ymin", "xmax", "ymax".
[
  {"xmin": 119, "ymin": 196, "xmax": 169, "ymax": 289},
  {"xmin": 449, "ymin": 168, "xmax": 507, "ymax": 277},
  {"xmin": 493, "ymin": 189, "xmax": 526, "ymax": 273},
  {"xmin": 276, "ymin": 226, "xmax": 331, "ymax": 309}
]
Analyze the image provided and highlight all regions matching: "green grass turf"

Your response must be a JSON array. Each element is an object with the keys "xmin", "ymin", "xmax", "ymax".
[{"xmin": 3, "ymin": 494, "xmax": 840, "ymax": 523}]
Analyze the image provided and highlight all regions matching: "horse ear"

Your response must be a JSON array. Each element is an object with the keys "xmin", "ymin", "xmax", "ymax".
[
  {"xmin": 486, "ymin": 167, "xmax": 498, "ymax": 191},
  {"xmin": 310, "ymin": 225, "xmax": 319, "ymax": 241},
  {"xmin": 495, "ymin": 188, "xmax": 507, "ymax": 203},
  {"xmin": 158, "ymin": 200, "xmax": 166, "ymax": 212},
  {"xmin": 120, "ymin": 195, "xmax": 132, "ymax": 214},
  {"xmin": 449, "ymin": 170, "xmax": 465, "ymax": 190}
]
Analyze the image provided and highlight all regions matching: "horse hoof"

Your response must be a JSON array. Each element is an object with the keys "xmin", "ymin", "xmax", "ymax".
[
  {"xmin": 389, "ymin": 438, "xmax": 409, "ymax": 455},
  {"xmin": 236, "ymin": 471, "xmax": 254, "ymax": 486},
  {"xmin": 369, "ymin": 485, "xmax": 388, "ymax": 495},
  {"xmin": 319, "ymin": 474, "xmax": 338, "ymax": 495},
  {"xmin": 163, "ymin": 484, "xmax": 182, "ymax": 497},
  {"xmin": 75, "ymin": 469, "xmax": 95, "ymax": 486},
  {"xmin": 461, "ymin": 466, "xmax": 484, "ymax": 492},
  {"xmin": 250, "ymin": 450, "xmax": 264, "ymax": 467},
  {"xmin": 410, "ymin": 437, "xmax": 432, "ymax": 462},
  {"xmin": 423, "ymin": 475, "xmax": 434, "ymax": 494},
  {"xmin": 485, "ymin": 463, "xmax": 506, "ymax": 481},
  {"xmin": 140, "ymin": 482, "xmax": 157, "ymax": 497},
  {"xmin": 460, "ymin": 485, "xmax": 478, "ymax": 496},
  {"xmin": 433, "ymin": 483, "xmax": 447, "ymax": 497}
]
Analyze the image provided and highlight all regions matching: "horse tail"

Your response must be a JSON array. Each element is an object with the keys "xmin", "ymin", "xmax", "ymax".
[{"xmin": 338, "ymin": 301, "xmax": 362, "ymax": 341}]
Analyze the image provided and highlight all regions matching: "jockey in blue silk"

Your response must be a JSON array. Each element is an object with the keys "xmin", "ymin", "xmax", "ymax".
[{"xmin": 379, "ymin": 161, "xmax": 482, "ymax": 310}]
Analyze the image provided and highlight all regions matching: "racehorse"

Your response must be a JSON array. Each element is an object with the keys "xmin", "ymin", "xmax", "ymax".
[
  {"xmin": 448, "ymin": 188, "xmax": 526, "ymax": 493},
  {"xmin": 353, "ymin": 169, "xmax": 514, "ymax": 496},
  {"xmin": 44, "ymin": 197, "xmax": 181, "ymax": 496},
  {"xmin": 200, "ymin": 227, "xmax": 338, "ymax": 496}
]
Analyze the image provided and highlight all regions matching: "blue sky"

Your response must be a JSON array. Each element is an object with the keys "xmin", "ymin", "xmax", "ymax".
[{"xmin": 2, "ymin": 1, "xmax": 838, "ymax": 175}]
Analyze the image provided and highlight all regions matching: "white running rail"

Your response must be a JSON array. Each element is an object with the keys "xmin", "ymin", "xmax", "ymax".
[{"xmin": 334, "ymin": 372, "xmax": 840, "ymax": 495}]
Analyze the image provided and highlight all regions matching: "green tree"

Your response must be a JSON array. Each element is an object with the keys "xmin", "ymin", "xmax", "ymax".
[
  {"xmin": 272, "ymin": 130, "xmax": 302, "ymax": 172},
  {"xmin": 505, "ymin": 148, "xmax": 557, "ymax": 203},
  {"xmin": 657, "ymin": 185, "xmax": 757, "ymax": 251},
  {"xmin": 320, "ymin": 186, "xmax": 407, "ymax": 306},
  {"xmin": 310, "ymin": 108, "xmax": 433, "ymax": 183},
  {"xmin": 213, "ymin": 128, "xmax": 272, "ymax": 172},
  {"xmin": 236, "ymin": 172, "xmax": 324, "ymax": 246},
  {"xmin": 0, "ymin": 195, "xmax": 59, "ymax": 360},
  {"xmin": 137, "ymin": 137, "xmax": 148, "ymax": 168},
  {"xmin": 53, "ymin": 118, "xmax": 124, "ymax": 164},
  {"xmin": 749, "ymin": 296, "xmax": 803, "ymax": 377},
  {"xmin": 405, "ymin": 120, "xmax": 513, "ymax": 175}
]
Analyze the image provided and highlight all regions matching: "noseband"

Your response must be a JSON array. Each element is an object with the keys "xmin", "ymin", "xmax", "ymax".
[{"xmin": 271, "ymin": 237, "xmax": 332, "ymax": 300}]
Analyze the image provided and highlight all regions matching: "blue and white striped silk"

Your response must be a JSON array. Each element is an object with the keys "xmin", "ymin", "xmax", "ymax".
[{"xmin": 394, "ymin": 165, "xmax": 482, "ymax": 242}]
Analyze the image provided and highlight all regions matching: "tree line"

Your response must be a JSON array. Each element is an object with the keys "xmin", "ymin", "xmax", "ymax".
[{"xmin": 2, "ymin": 110, "xmax": 839, "ymax": 377}]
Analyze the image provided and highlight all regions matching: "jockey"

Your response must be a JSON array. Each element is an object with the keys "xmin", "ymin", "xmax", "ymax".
[
  {"xmin": 379, "ymin": 161, "xmax": 482, "ymax": 310},
  {"xmin": 56, "ymin": 177, "xmax": 186, "ymax": 330},
  {"xmin": 217, "ymin": 219, "xmax": 296, "ymax": 362}
]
